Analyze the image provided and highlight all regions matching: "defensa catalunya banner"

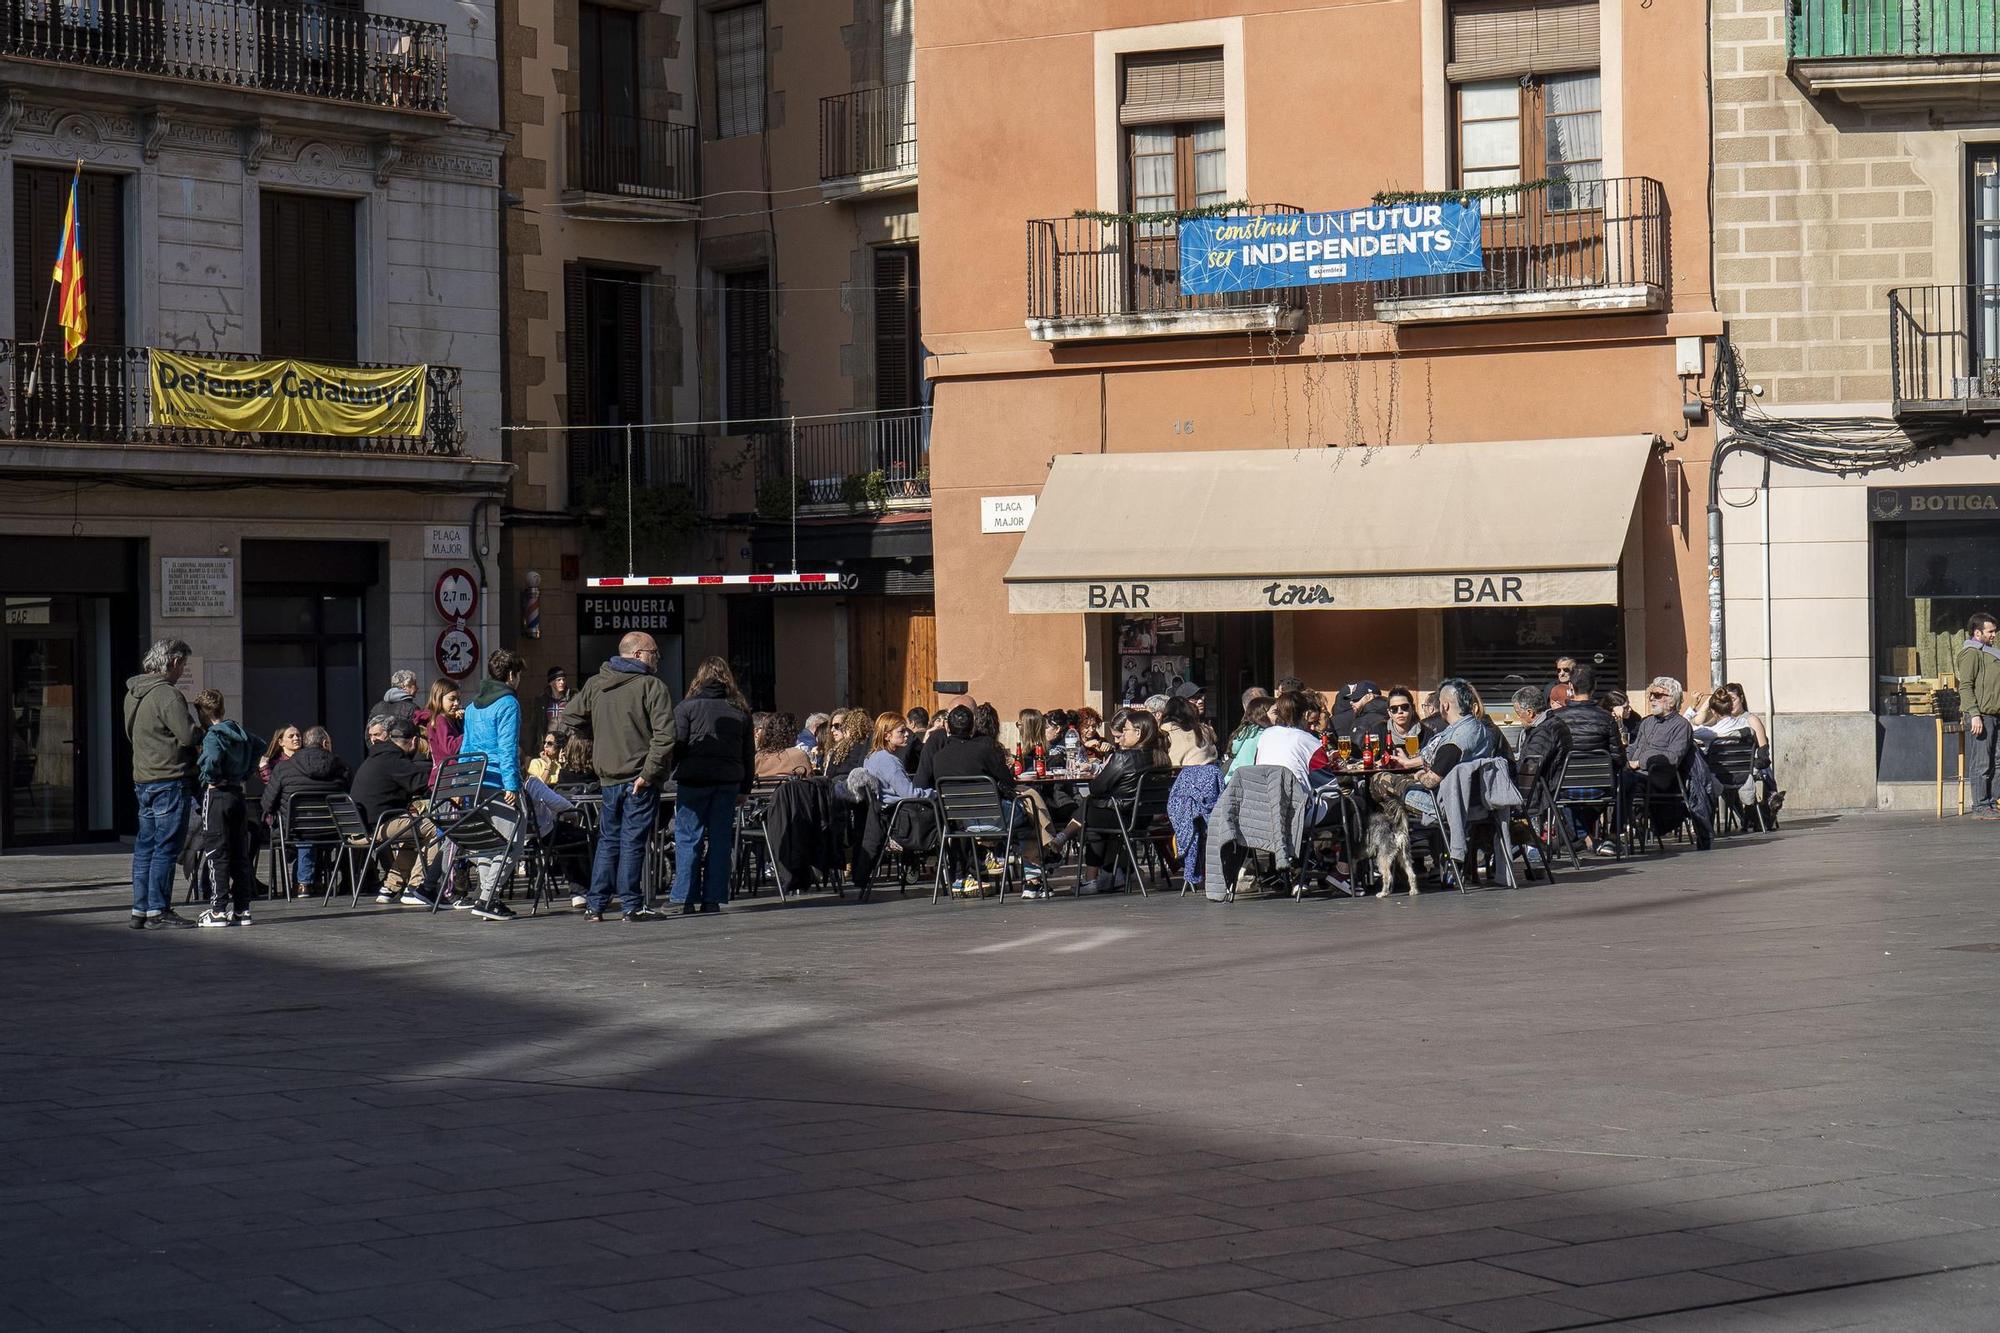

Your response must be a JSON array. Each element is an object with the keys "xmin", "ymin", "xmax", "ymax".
[
  {"xmin": 1179, "ymin": 203, "xmax": 1484, "ymax": 294},
  {"xmin": 149, "ymin": 348, "xmax": 429, "ymax": 437}
]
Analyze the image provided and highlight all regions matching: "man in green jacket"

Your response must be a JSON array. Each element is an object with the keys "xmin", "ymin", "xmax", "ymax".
[
  {"xmin": 560, "ymin": 632, "xmax": 676, "ymax": 921},
  {"xmin": 1956, "ymin": 612, "xmax": 2000, "ymax": 814},
  {"xmin": 124, "ymin": 637, "xmax": 198, "ymax": 929}
]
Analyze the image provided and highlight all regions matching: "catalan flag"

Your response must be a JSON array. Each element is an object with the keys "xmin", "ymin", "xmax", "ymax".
[{"xmin": 53, "ymin": 165, "xmax": 86, "ymax": 362}]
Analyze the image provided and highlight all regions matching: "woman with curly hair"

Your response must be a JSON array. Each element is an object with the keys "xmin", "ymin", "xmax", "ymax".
[{"xmin": 754, "ymin": 711, "xmax": 813, "ymax": 779}]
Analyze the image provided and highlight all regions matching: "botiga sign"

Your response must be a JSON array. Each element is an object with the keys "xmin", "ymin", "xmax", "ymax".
[{"xmin": 149, "ymin": 348, "xmax": 428, "ymax": 437}]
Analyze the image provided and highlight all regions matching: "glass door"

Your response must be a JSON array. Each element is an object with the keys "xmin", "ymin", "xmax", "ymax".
[{"xmin": 4, "ymin": 605, "xmax": 84, "ymax": 846}]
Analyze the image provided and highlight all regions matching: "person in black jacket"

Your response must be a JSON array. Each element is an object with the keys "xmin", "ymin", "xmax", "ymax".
[
  {"xmin": 1077, "ymin": 707, "xmax": 1170, "ymax": 893},
  {"xmin": 1554, "ymin": 664, "xmax": 1626, "ymax": 856},
  {"xmin": 261, "ymin": 726, "xmax": 349, "ymax": 894},
  {"xmin": 916, "ymin": 704, "xmax": 1021, "ymax": 896},
  {"xmin": 1344, "ymin": 681, "xmax": 1390, "ymax": 747},
  {"xmin": 668, "ymin": 656, "xmax": 754, "ymax": 915},
  {"xmin": 349, "ymin": 717, "xmax": 442, "ymax": 905}
]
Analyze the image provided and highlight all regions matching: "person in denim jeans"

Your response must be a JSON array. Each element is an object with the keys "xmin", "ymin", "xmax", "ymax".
[
  {"xmin": 669, "ymin": 657, "xmax": 754, "ymax": 914},
  {"xmin": 123, "ymin": 638, "xmax": 198, "ymax": 929},
  {"xmin": 560, "ymin": 633, "xmax": 676, "ymax": 922}
]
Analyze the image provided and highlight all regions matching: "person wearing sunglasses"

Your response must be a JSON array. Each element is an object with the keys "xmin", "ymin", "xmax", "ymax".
[
  {"xmin": 1627, "ymin": 677, "xmax": 1695, "ymax": 774},
  {"xmin": 1548, "ymin": 657, "xmax": 1577, "ymax": 709},
  {"xmin": 1384, "ymin": 687, "xmax": 1439, "ymax": 749}
]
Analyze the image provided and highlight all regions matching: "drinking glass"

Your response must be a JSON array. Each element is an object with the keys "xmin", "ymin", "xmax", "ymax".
[
  {"xmin": 1403, "ymin": 734, "xmax": 1420, "ymax": 759},
  {"xmin": 1336, "ymin": 737, "xmax": 1353, "ymax": 764}
]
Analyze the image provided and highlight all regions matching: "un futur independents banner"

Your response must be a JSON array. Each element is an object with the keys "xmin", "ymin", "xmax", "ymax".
[
  {"xmin": 149, "ymin": 348, "xmax": 428, "ymax": 437},
  {"xmin": 1179, "ymin": 203, "xmax": 1484, "ymax": 293}
]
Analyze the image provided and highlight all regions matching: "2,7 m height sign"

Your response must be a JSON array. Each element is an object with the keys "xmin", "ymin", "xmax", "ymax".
[{"xmin": 1178, "ymin": 203, "xmax": 1484, "ymax": 294}]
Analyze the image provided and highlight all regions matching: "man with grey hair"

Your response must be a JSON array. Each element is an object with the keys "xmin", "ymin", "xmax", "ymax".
[
  {"xmin": 377, "ymin": 669, "xmax": 420, "ymax": 728},
  {"xmin": 1511, "ymin": 683, "xmax": 1571, "ymax": 799},
  {"xmin": 1628, "ymin": 676, "xmax": 1694, "ymax": 772},
  {"xmin": 124, "ymin": 638, "xmax": 198, "ymax": 929}
]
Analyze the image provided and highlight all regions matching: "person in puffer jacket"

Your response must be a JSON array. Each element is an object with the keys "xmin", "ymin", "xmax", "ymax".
[
  {"xmin": 458, "ymin": 649, "xmax": 526, "ymax": 921},
  {"xmin": 261, "ymin": 725, "xmax": 350, "ymax": 894},
  {"xmin": 191, "ymin": 690, "xmax": 265, "ymax": 927}
]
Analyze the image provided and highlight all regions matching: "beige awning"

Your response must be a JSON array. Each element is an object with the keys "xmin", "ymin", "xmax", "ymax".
[{"xmin": 1004, "ymin": 436, "xmax": 1654, "ymax": 614}]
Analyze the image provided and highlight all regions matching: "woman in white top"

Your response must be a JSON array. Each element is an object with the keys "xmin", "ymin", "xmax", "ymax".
[{"xmin": 1698, "ymin": 682, "xmax": 1769, "ymax": 747}]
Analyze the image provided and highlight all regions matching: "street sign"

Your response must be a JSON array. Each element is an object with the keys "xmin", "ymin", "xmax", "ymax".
[
  {"xmin": 436, "ymin": 625, "xmax": 479, "ymax": 679},
  {"xmin": 434, "ymin": 567, "xmax": 478, "ymax": 622}
]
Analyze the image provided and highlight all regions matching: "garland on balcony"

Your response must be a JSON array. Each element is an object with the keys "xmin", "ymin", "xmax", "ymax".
[
  {"xmin": 1371, "ymin": 178, "xmax": 1563, "ymax": 207},
  {"xmin": 1070, "ymin": 199, "xmax": 1250, "ymax": 225}
]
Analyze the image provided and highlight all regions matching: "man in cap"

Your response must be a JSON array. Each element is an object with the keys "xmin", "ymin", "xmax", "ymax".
[
  {"xmin": 349, "ymin": 715, "xmax": 442, "ymax": 906},
  {"xmin": 1344, "ymin": 681, "xmax": 1389, "ymax": 747}
]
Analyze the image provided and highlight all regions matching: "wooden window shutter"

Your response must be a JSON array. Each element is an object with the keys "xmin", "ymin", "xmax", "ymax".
[
  {"xmin": 723, "ymin": 268, "xmax": 772, "ymax": 420},
  {"xmin": 82, "ymin": 173, "xmax": 125, "ymax": 346},
  {"xmin": 613, "ymin": 274, "xmax": 644, "ymax": 423},
  {"xmin": 713, "ymin": 4, "xmax": 765, "ymax": 138},
  {"xmin": 14, "ymin": 167, "xmax": 65, "ymax": 343},
  {"xmin": 260, "ymin": 192, "xmax": 355, "ymax": 361},
  {"xmin": 873, "ymin": 247, "xmax": 912, "ymax": 411},
  {"xmin": 1448, "ymin": 0, "xmax": 1599, "ymax": 82},
  {"xmin": 1120, "ymin": 48, "xmax": 1224, "ymax": 126},
  {"xmin": 563, "ymin": 262, "xmax": 589, "ymax": 428}
]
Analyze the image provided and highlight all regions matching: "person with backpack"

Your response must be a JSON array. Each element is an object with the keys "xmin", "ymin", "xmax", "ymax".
[{"xmin": 191, "ymin": 690, "xmax": 264, "ymax": 928}]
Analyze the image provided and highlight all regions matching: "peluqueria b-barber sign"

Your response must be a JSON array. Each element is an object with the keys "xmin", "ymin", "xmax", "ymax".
[{"xmin": 1178, "ymin": 202, "xmax": 1484, "ymax": 294}]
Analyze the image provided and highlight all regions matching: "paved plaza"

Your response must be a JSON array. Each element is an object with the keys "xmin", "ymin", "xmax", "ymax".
[{"xmin": 2, "ymin": 813, "xmax": 1998, "ymax": 1331}]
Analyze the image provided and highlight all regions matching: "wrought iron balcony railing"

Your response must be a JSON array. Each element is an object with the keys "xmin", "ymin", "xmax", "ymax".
[
  {"xmin": 564, "ymin": 111, "xmax": 698, "ymax": 201},
  {"xmin": 1027, "ymin": 203, "xmax": 1308, "ymax": 325},
  {"xmin": 1889, "ymin": 284, "xmax": 2000, "ymax": 413},
  {"xmin": 1790, "ymin": 0, "xmax": 2000, "ymax": 58},
  {"xmin": 567, "ymin": 428, "xmax": 709, "ymax": 513},
  {"xmin": 819, "ymin": 82, "xmax": 916, "ymax": 181},
  {"xmin": 0, "ymin": 0, "xmax": 449, "ymax": 113},
  {"xmin": 1372, "ymin": 175, "xmax": 1667, "ymax": 306},
  {"xmin": 754, "ymin": 410, "xmax": 929, "ymax": 516},
  {"xmin": 0, "ymin": 341, "xmax": 463, "ymax": 455}
]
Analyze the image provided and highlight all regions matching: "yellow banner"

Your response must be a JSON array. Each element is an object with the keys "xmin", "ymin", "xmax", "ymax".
[{"xmin": 149, "ymin": 349, "xmax": 428, "ymax": 438}]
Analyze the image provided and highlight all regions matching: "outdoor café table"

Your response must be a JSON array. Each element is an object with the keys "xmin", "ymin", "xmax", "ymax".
[{"xmin": 1315, "ymin": 761, "xmax": 1426, "ymax": 894}]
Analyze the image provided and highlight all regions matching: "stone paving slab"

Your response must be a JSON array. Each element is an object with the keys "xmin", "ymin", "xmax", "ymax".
[{"xmin": 1, "ymin": 812, "xmax": 1998, "ymax": 1329}]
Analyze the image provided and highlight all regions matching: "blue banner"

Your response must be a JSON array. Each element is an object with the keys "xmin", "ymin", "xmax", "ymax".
[{"xmin": 1178, "ymin": 204, "xmax": 1484, "ymax": 294}]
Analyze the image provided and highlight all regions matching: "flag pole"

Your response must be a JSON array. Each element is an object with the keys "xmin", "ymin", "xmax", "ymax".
[{"xmin": 24, "ymin": 158, "xmax": 81, "ymax": 400}]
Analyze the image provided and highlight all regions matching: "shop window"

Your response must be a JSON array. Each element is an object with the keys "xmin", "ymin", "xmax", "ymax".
[
  {"xmin": 1872, "ymin": 511, "xmax": 2000, "ymax": 713},
  {"xmin": 712, "ymin": 3, "xmax": 765, "ymax": 139}
]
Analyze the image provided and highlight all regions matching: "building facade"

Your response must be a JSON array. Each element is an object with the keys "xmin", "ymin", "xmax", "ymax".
[
  {"xmin": 922, "ymin": 0, "xmax": 1718, "ymax": 742},
  {"xmin": 1711, "ymin": 0, "xmax": 2000, "ymax": 809},
  {"xmin": 0, "ymin": 0, "xmax": 507, "ymax": 848},
  {"xmin": 498, "ymin": 0, "xmax": 933, "ymax": 718}
]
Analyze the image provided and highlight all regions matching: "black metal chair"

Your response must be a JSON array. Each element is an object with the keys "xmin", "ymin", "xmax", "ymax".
[
  {"xmin": 1511, "ymin": 750, "xmax": 1576, "ymax": 874},
  {"xmin": 1555, "ymin": 748, "xmax": 1623, "ymax": 858},
  {"xmin": 932, "ymin": 777, "xmax": 1017, "ymax": 904},
  {"xmin": 1703, "ymin": 733, "xmax": 1765, "ymax": 832},
  {"xmin": 322, "ymin": 794, "xmax": 378, "ymax": 906},
  {"xmin": 1099, "ymin": 767, "xmax": 1177, "ymax": 897},
  {"xmin": 277, "ymin": 792, "xmax": 345, "ymax": 902}
]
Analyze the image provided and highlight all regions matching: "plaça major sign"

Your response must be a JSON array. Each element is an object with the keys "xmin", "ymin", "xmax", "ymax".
[{"xmin": 1178, "ymin": 203, "xmax": 1484, "ymax": 294}]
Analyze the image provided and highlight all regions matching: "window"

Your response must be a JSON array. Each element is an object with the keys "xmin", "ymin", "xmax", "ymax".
[
  {"xmin": 881, "ymin": 0, "xmax": 912, "ymax": 85},
  {"xmin": 260, "ymin": 191, "xmax": 357, "ymax": 360},
  {"xmin": 580, "ymin": 3, "xmax": 639, "ymax": 120},
  {"xmin": 1972, "ymin": 150, "xmax": 2000, "ymax": 363},
  {"xmin": 563, "ymin": 264, "xmax": 645, "ymax": 487},
  {"xmin": 1448, "ymin": 1, "xmax": 1601, "ymax": 209},
  {"xmin": 873, "ymin": 247, "xmax": 920, "ymax": 411},
  {"xmin": 14, "ymin": 165, "xmax": 124, "ymax": 346},
  {"xmin": 722, "ymin": 268, "xmax": 774, "ymax": 422},
  {"xmin": 713, "ymin": 4, "xmax": 765, "ymax": 139},
  {"xmin": 1120, "ymin": 49, "xmax": 1226, "ymax": 232}
]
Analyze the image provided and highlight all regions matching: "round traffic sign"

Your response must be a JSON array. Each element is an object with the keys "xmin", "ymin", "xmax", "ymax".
[
  {"xmin": 434, "ymin": 567, "xmax": 479, "ymax": 622},
  {"xmin": 436, "ymin": 625, "xmax": 480, "ymax": 680}
]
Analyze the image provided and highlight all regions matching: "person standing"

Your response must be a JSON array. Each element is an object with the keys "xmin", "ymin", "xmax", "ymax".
[
  {"xmin": 460, "ymin": 650, "xmax": 528, "ymax": 921},
  {"xmin": 377, "ymin": 669, "xmax": 420, "ymax": 728},
  {"xmin": 530, "ymin": 667, "xmax": 571, "ymax": 747},
  {"xmin": 191, "ymin": 690, "xmax": 264, "ymax": 928},
  {"xmin": 1956, "ymin": 613, "xmax": 2000, "ymax": 814},
  {"xmin": 561, "ymin": 633, "xmax": 676, "ymax": 923},
  {"xmin": 124, "ymin": 638, "xmax": 198, "ymax": 930},
  {"xmin": 669, "ymin": 656, "xmax": 754, "ymax": 915}
]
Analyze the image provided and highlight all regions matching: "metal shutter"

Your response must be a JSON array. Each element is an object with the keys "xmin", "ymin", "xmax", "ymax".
[
  {"xmin": 1448, "ymin": 0, "xmax": 1599, "ymax": 81},
  {"xmin": 873, "ymin": 247, "xmax": 917, "ymax": 411},
  {"xmin": 1119, "ymin": 48, "xmax": 1224, "ymax": 126},
  {"xmin": 723, "ymin": 268, "xmax": 773, "ymax": 421}
]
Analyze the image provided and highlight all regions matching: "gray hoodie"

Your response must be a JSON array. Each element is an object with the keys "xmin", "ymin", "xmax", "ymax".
[{"xmin": 123, "ymin": 672, "xmax": 195, "ymax": 784}]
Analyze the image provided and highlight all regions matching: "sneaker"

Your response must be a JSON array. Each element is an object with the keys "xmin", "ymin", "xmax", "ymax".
[
  {"xmin": 957, "ymin": 875, "xmax": 981, "ymax": 897},
  {"xmin": 234, "ymin": 911, "xmax": 253, "ymax": 926},
  {"xmin": 130, "ymin": 914, "xmax": 148, "ymax": 930},
  {"xmin": 983, "ymin": 854, "xmax": 1005, "ymax": 877},
  {"xmin": 623, "ymin": 907, "xmax": 659, "ymax": 922},
  {"xmin": 399, "ymin": 891, "xmax": 438, "ymax": 908},
  {"xmin": 584, "ymin": 910, "xmax": 603, "ymax": 923},
  {"xmin": 1020, "ymin": 886, "xmax": 1050, "ymax": 900},
  {"xmin": 375, "ymin": 892, "xmax": 397, "ymax": 905},
  {"xmin": 471, "ymin": 900, "xmax": 516, "ymax": 922},
  {"xmin": 197, "ymin": 909, "xmax": 236, "ymax": 928},
  {"xmin": 1594, "ymin": 841, "xmax": 1620, "ymax": 858},
  {"xmin": 699, "ymin": 902, "xmax": 721, "ymax": 914},
  {"xmin": 153, "ymin": 910, "xmax": 197, "ymax": 930},
  {"xmin": 451, "ymin": 895, "xmax": 476, "ymax": 910},
  {"xmin": 571, "ymin": 894, "xmax": 588, "ymax": 909},
  {"xmin": 1523, "ymin": 846, "xmax": 1545, "ymax": 869}
]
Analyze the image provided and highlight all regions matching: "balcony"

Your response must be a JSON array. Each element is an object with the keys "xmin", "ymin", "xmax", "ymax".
[
  {"xmin": 1789, "ymin": 1, "xmax": 2000, "ymax": 108},
  {"xmin": 562, "ymin": 112, "xmax": 699, "ymax": 219},
  {"xmin": 818, "ymin": 82, "xmax": 915, "ymax": 200},
  {"xmin": 567, "ymin": 428, "xmax": 709, "ymax": 513},
  {"xmin": 1371, "ymin": 176, "xmax": 1667, "ymax": 325},
  {"xmin": 1026, "ymin": 205, "xmax": 1309, "ymax": 343},
  {"xmin": 1889, "ymin": 285, "xmax": 2000, "ymax": 417},
  {"xmin": 0, "ymin": 0, "xmax": 449, "ymax": 121},
  {"xmin": 753, "ymin": 411, "xmax": 929, "ymax": 518},
  {"xmin": 0, "ymin": 341, "xmax": 463, "ymax": 455}
]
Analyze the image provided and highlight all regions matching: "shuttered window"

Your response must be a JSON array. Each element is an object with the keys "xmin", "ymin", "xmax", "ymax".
[
  {"xmin": 13, "ymin": 165, "xmax": 124, "ymax": 346},
  {"xmin": 1447, "ymin": 0, "xmax": 1599, "ymax": 81},
  {"xmin": 260, "ymin": 190, "xmax": 357, "ymax": 361},
  {"xmin": 881, "ymin": 0, "xmax": 912, "ymax": 85},
  {"xmin": 1119, "ymin": 48, "xmax": 1223, "ymax": 126},
  {"xmin": 873, "ymin": 246, "xmax": 919, "ymax": 411},
  {"xmin": 722, "ymin": 267, "xmax": 773, "ymax": 422},
  {"xmin": 713, "ymin": 4, "xmax": 765, "ymax": 139}
]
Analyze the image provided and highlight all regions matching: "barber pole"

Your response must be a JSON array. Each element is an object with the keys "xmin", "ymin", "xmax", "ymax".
[{"xmin": 521, "ymin": 570, "xmax": 542, "ymax": 639}]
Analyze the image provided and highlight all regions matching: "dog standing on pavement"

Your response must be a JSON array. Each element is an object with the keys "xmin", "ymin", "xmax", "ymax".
[{"xmin": 1364, "ymin": 772, "xmax": 1422, "ymax": 897}]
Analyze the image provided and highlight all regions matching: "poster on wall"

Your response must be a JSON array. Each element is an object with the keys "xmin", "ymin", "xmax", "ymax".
[
  {"xmin": 1153, "ymin": 614, "xmax": 1185, "ymax": 643},
  {"xmin": 1117, "ymin": 617, "xmax": 1155, "ymax": 653},
  {"xmin": 1150, "ymin": 655, "xmax": 1191, "ymax": 689}
]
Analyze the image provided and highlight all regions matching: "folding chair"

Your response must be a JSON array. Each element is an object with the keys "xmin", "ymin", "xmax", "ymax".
[
  {"xmin": 1511, "ymin": 751, "xmax": 1575, "ymax": 875},
  {"xmin": 1429, "ymin": 759, "xmax": 1524, "ymax": 891},
  {"xmin": 732, "ymin": 779, "xmax": 786, "ymax": 899},
  {"xmin": 322, "ymin": 794, "xmax": 378, "ymax": 906},
  {"xmin": 1104, "ymin": 768, "xmax": 1177, "ymax": 897},
  {"xmin": 1555, "ymin": 749, "xmax": 1623, "ymax": 859},
  {"xmin": 429, "ymin": 795, "xmax": 526, "ymax": 914},
  {"xmin": 932, "ymin": 777, "xmax": 1017, "ymax": 904},
  {"xmin": 1703, "ymin": 734, "xmax": 1763, "ymax": 833},
  {"xmin": 880, "ymin": 796, "xmax": 939, "ymax": 895},
  {"xmin": 278, "ymin": 792, "xmax": 344, "ymax": 901},
  {"xmin": 1628, "ymin": 760, "xmax": 1693, "ymax": 853}
]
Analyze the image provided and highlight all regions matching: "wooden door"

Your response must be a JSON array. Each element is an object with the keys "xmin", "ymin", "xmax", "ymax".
[{"xmin": 849, "ymin": 597, "xmax": 935, "ymax": 715}]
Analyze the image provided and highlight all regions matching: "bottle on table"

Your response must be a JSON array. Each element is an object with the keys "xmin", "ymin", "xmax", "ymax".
[
  {"xmin": 1064, "ymin": 724, "xmax": 1080, "ymax": 770},
  {"xmin": 1033, "ymin": 746, "xmax": 1047, "ymax": 778}
]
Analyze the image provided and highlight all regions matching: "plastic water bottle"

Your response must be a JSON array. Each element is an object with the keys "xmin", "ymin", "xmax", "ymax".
[{"xmin": 1064, "ymin": 724, "xmax": 1080, "ymax": 769}]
